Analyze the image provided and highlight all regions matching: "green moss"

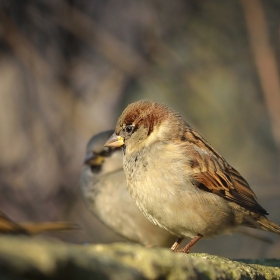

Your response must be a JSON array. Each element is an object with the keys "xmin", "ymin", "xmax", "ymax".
[{"xmin": 0, "ymin": 237, "xmax": 279, "ymax": 280}]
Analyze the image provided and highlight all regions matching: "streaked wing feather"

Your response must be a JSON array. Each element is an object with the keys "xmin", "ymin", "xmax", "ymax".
[{"xmin": 183, "ymin": 129, "xmax": 268, "ymax": 215}]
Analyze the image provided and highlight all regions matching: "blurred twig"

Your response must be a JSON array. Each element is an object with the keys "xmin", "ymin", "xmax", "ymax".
[
  {"xmin": 0, "ymin": 12, "xmax": 50, "ymax": 76},
  {"xmin": 54, "ymin": 2, "xmax": 151, "ymax": 78},
  {"xmin": 51, "ymin": 2, "xmax": 178, "ymax": 102},
  {"xmin": 240, "ymin": 0, "xmax": 280, "ymax": 163}
]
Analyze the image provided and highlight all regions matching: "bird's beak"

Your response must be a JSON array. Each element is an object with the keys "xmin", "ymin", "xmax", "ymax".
[
  {"xmin": 83, "ymin": 152, "xmax": 104, "ymax": 166},
  {"xmin": 104, "ymin": 133, "xmax": 124, "ymax": 148}
]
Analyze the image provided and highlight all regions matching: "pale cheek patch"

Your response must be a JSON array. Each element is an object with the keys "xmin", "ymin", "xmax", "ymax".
[{"xmin": 143, "ymin": 120, "xmax": 170, "ymax": 147}]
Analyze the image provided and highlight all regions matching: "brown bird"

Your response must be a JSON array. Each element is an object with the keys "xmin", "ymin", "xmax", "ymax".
[
  {"xmin": 105, "ymin": 100, "xmax": 280, "ymax": 253},
  {"xmin": 0, "ymin": 211, "xmax": 76, "ymax": 235},
  {"xmin": 81, "ymin": 130, "xmax": 175, "ymax": 247}
]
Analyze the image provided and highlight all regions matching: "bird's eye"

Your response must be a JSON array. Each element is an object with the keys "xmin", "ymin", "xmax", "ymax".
[{"xmin": 125, "ymin": 125, "xmax": 134, "ymax": 134}]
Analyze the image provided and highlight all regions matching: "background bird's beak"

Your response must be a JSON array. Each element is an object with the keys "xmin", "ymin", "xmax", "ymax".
[
  {"xmin": 83, "ymin": 152, "xmax": 104, "ymax": 166},
  {"xmin": 104, "ymin": 133, "xmax": 124, "ymax": 148}
]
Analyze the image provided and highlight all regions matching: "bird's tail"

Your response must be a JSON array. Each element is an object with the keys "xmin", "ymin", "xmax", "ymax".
[{"xmin": 257, "ymin": 216, "xmax": 280, "ymax": 235}]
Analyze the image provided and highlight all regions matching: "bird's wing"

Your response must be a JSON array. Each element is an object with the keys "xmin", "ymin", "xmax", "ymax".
[{"xmin": 181, "ymin": 129, "xmax": 268, "ymax": 215}]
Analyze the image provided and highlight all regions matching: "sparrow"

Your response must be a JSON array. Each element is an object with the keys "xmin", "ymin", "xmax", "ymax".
[
  {"xmin": 80, "ymin": 130, "xmax": 175, "ymax": 247},
  {"xmin": 104, "ymin": 100, "xmax": 280, "ymax": 253},
  {"xmin": 0, "ymin": 211, "xmax": 76, "ymax": 235}
]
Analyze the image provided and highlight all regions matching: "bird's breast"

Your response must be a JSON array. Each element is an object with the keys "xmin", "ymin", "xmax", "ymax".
[{"xmin": 122, "ymin": 143, "xmax": 236, "ymax": 238}]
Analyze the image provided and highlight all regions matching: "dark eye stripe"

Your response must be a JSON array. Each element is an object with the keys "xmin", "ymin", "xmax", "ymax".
[{"xmin": 100, "ymin": 148, "xmax": 112, "ymax": 157}]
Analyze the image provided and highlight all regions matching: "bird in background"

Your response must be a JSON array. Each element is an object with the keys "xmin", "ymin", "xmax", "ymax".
[
  {"xmin": 105, "ymin": 100, "xmax": 280, "ymax": 253},
  {"xmin": 0, "ymin": 211, "xmax": 76, "ymax": 235},
  {"xmin": 81, "ymin": 130, "xmax": 175, "ymax": 247}
]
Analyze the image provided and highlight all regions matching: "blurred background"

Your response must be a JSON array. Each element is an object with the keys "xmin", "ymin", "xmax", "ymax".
[{"xmin": 0, "ymin": 0, "xmax": 279, "ymax": 259}]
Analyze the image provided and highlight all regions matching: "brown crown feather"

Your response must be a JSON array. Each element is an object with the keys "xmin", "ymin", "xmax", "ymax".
[{"xmin": 116, "ymin": 100, "xmax": 185, "ymax": 136}]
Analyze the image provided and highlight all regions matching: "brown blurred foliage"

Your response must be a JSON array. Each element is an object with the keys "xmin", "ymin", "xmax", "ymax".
[{"xmin": 0, "ymin": 0, "xmax": 279, "ymax": 258}]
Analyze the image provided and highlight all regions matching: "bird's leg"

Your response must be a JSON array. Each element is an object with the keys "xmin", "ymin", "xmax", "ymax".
[
  {"xmin": 174, "ymin": 234, "xmax": 203, "ymax": 253},
  {"xmin": 170, "ymin": 237, "xmax": 183, "ymax": 251}
]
